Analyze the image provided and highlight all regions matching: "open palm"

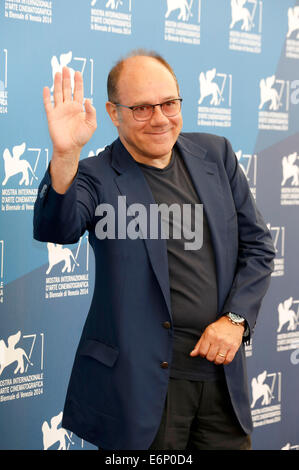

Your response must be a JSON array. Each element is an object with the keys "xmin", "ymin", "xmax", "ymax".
[{"xmin": 43, "ymin": 67, "xmax": 97, "ymax": 157}]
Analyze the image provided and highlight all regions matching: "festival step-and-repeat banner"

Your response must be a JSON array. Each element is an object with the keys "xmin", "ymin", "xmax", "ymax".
[{"xmin": 1, "ymin": 0, "xmax": 299, "ymax": 450}]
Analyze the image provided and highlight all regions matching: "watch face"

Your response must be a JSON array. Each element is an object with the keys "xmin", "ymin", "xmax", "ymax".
[{"xmin": 228, "ymin": 313, "xmax": 244, "ymax": 323}]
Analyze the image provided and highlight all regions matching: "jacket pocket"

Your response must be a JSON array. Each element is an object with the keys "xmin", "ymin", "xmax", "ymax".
[{"xmin": 79, "ymin": 339, "xmax": 119, "ymax": 367}]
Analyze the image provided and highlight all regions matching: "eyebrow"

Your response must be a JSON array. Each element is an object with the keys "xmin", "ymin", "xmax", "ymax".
[{"xmin": 130, "ymin": 96, "xmax": 179, "ymax": 107}]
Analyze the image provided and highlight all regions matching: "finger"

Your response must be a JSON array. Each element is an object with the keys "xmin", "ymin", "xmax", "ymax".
[
  {"xmin": 43, "ymin": 86, "xmax": 53, "ymax": 116},
  {"xmin": 190, "ymin": 337, "xmax": 209, "ymax": 358},
  {"xmin": 84, "ymin": 99, "xmax": 97, "ymax": 130},
  {"xmin": 223, "ymin": 348, "xmax": 237, "ymax": 365},
  {"xmin": 214, "ymin": 351, "xmax": 227, "ymax": 365},
  {"xmin": 53, "ymin": 72, "xmax": 63, "ymax": 107},
  {"xmin": 73, "ymin": 71, "xmax": 84, "ymax": 105},
  {"xmin": 205, "ymin": 343, "xmax": 219, "ymax": 363},
  {"xmin": 62, "ymin": 66, "xmax": 72, "ymax": 102}
]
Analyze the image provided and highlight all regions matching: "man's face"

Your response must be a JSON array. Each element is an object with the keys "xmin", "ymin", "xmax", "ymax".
[{"xmin": 106, "ymin": 56, "xmax": 183, "ymax": 165}]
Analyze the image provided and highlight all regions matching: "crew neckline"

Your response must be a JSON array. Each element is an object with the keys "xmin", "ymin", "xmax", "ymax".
[{"xmin": 137, "ymin": 148, "xmax": 176, "ymax": 172}]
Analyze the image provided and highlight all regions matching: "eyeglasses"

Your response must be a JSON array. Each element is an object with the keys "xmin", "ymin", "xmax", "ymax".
[{"xmin": 113, "ymin": 98, "xmax": 183, "ymax": 121}]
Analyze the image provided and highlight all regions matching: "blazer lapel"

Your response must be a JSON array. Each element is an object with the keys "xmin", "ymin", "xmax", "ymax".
[
  {"xmin": 176, "ymin": 135, "xmax": 227, "ymax": 305},
  {"xmin": 111, "ymin": 139, "xmax": 172, "ymax": 318}
]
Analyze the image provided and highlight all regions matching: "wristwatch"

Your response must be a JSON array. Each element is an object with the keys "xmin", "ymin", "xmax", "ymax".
[
  {"xmin": 226, "ymin": 312, "xmax": 249, "ymax": 338},
  {"xmin": 226, "ymin": 312, "xmax": 245, "ymax": 326}
]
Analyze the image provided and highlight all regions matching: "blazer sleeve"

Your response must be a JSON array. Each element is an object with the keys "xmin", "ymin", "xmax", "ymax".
[
  {"xmin": 220, "ymin": 137, "xmax": 276, "ymax": 340},
  {"xmin": 33, "ymin": 160, "xmax": 101, "ymax": 244}
]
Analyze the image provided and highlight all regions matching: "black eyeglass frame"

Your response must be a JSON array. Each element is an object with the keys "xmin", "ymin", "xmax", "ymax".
[{"xmin": 112, "ymin": 98, "xmax": 183, "ymax": 121}]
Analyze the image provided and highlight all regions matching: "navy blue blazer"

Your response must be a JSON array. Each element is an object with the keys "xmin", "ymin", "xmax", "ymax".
[{"xmin": 33, "ymin": 133, "xmax": 275, "ymax": 449}]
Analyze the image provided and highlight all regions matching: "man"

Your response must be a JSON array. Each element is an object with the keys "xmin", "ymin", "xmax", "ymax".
[{"xmin": 34, "ymin": 50, "xmax": 275, "ymax": 450}]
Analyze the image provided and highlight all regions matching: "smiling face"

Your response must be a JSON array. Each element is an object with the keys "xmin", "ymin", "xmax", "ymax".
[{"xmin": 106, "ymin": 56, "xmax": 183, "ymax": 167}]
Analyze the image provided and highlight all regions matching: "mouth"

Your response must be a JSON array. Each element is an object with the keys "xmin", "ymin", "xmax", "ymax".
[{"xmin": 146, "ymin": 129, "xmax": 171, "ymax": 136}]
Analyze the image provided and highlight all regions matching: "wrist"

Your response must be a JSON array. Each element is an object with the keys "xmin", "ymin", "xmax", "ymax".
[
  {"xmin": 51, "ymin": 147, "xmax": 81, "ymax": 163},
  {"xmin": 226, "ymin": 312, "xmax": 245, "ymax": 326},
  {"xmin": 225, "ymin": 312, "xmax": 246, "ymax": 334},
  {"xmin": 50, "ymin": 157, "xmax": 79, "ymax": 194}
]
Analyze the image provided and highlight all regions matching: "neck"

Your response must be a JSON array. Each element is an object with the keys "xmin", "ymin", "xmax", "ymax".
[
  {"xmin": 131, "ymin": 152, "xmax": 172, "ymax": 168},
  {"xmin": 119, "ymin": 137, "xmax": 173, "ymax": 169}
]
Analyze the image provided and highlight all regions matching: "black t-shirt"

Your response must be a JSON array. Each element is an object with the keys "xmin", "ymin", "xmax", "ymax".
[{"xmin": 138, "ymin": 146, "xmax": 224, "ymax": 381}]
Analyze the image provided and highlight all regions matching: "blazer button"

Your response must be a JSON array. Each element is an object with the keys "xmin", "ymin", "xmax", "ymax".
[
  {"xmin": 161, "ymin": 361, "xmax": 169, "ymax": 369},
  {"xmin": 162, "ymin": 321, "xmax": 171, "ymax": 329}
]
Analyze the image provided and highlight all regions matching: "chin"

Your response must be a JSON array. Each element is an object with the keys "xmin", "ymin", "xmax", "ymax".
[
  {"xmin": 148, "ymin": 138, "xmax": 176, "ymax": 153},
  {"xmin": 146, "ymin": 146, "xmax": 172, "ymax": 158}
]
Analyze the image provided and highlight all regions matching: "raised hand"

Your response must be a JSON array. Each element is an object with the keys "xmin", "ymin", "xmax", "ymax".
[{"xmin": 43, "ymin": 67, "xmax": 97, "ymax": 193}]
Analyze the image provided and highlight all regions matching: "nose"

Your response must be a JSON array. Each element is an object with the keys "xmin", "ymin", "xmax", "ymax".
[{"xmin": 150, "ymin": 105, "xmax": 169, "ymax": 125}]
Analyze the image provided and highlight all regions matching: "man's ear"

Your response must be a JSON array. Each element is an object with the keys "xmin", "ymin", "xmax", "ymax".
[{"xmin": 106, "ymin": 101, "xmax": 120, "ymax": 127}]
